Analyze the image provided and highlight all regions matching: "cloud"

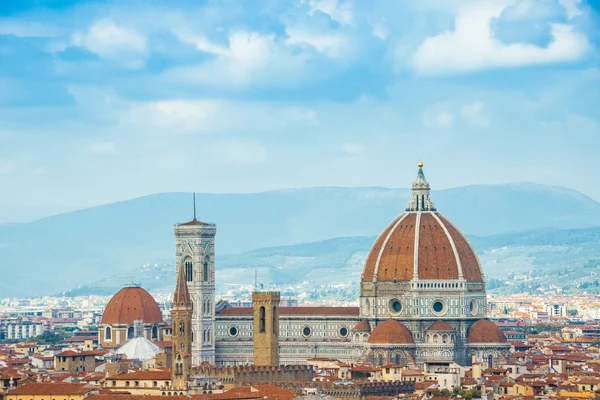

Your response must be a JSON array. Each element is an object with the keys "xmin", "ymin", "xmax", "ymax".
[
  {"xmin": 309, "ymin": 0, "xmax": 354, "ymax": 26},
  {"xmin": 411, "ymin": 2, "xmax": 591, "ymax": 75},
  {"xmin": 169, "ymin": 30, "xmax": 309, "ymax": 88},
  {"xmin": 461, "ymin": 102, "xmax": 490, "ymax": 128},
  {"xmin": 87, "ymin": 141, "xmax": 118, "ymax": 155},
  {"xmin": 341, "ymin": 142, "xmax": 366, "ymax": 155},
  {"xmin": 72, "ymin": 19, "xmax": 147, "ymax": 68},
  {"xmin": 285, "ymin": 26, "xmax": 347, "ymax": 57},
  {"xmin": 423, "ymin": 108, "xmax": 455, "ymax": 128},
  {"xmin": 209, "ymin": 141, "xmax": 267, "ymax": 166}
]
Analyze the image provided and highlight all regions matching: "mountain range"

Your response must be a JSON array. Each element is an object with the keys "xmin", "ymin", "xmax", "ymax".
[{"xmin": 1, "ymin": 182, "xmax": 600, "ymax": 298}]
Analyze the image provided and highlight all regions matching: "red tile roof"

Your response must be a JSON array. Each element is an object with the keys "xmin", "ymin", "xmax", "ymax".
[
  {"xmin": 108, "ymin": 369, "xmax": 172, "ymax": 380},
  {"xmin": 8, "ymin": 382, "xmax": 96, "ymax": 395},
  {"xmin": 217, "ymin": 306, "xmax": 359, "ymax": 316}
]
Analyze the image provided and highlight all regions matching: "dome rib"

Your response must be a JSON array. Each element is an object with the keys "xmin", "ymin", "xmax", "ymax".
[
  {"xmin": 101, "ymin": 286, "xmax": 163, "ymax": 325},
  {"xmin": 368, "ymin": 319, "xmax": 414, "ymax": 345}
]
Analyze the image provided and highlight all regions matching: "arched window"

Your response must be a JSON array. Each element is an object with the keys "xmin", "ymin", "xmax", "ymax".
[
  {"xmin": 259, "ymin": 306, "xmax": 266, "ymax": 333},
  {"xmin": 185, "ymin": 259, "xmax": 193, "ymax": 282},
  {"xmin": 152, "ymin": 326, "xmax": 158, "ymax": 340},
  {"xmin": 127, "ymin": 326, "xmax": 134, "ymax": 339},
  {"xmin": 395, "ymin": 354, "xmax": 402, "ymax": 365},
  {"xmin": 203, "ymin": 256, "xmax": 209, "ymax": 282},
  {"xmin": 105, "ymin": 326, "xmax": 112, "ymax": 340},
  {"xmin": 179, "ymin": 322, "xmax": 185, "ymax": 336},
  {"xmin": 488, "ymin": 354, "xmax": 493, "ymax": 368},
  {"xmin": 272, "ymin": 306, "xmax": 278, "ymax": 334}
]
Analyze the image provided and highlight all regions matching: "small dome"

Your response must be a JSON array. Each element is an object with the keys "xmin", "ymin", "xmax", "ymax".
[
  {"xmin": 368, "ymin": 319, "xmax": 414, "ymax": 344},
  {"xmin": 427, "ymin": 320, "xmax": 454, "ymax": 331},
  {"xmin": 101, "ymin": 286, "xmax": 163, "ymax": 325},
  {"xmin": 468, "ymin": 319, "xmax": 507, "ymax": 343}
]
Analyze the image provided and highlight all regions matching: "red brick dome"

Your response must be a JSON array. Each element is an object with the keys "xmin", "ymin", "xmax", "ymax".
[
  {"xmin": 368, "ymin": 319, "xmax": 414, "ymax": 344},
  {"xmin": 467, "ymin": 319, "xmax": 507, "ymax": 343},
  {"xmin": 362, "ymin": 212, "xmax": 483, "ymax": 283},
  {"xmin": 101, "ymin": 286, "xmax": 163, "ymax": 325}
]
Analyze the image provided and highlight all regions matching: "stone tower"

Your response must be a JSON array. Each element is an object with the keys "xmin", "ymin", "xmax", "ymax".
[
  {"xmin": 174, "ymin": 214, "xmax": 217, "ymax": 365},
  {"xmin": 171, "ymin": 264, "xmax": 192, "ymax": 390},
  {"xmin": 252, "ymin": 291, "xmax": 280, "ymax": 366}
]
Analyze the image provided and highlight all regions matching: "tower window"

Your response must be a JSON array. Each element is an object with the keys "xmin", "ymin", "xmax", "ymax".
[
  {"xmin": 273, "ymin": 306, "xmax": 278, "ymax": 334},
  {"xmin": 185, "ymin": 260, "xmax": 193, "ymax": 282},
  {"xmin": 179, "ymin": 322, "xmax": 185, "ymax": 336},
  {"xmin": 203, "ymin": 256, "xmax": 209, "ymax": 282},
  {"xmin": 105, "ymin": 326, "xmax": 112, "ymax": 340},
  {"xmin": 152, "ymin": 325, "xmax": 158, "ymax": 340},
  {"xmin": 259, "ymin": 306, "xmax": 266, "ymax": 333},
  {"xmin": 127, "ymin": 326, "xmax": 134, "ymax": 339}
]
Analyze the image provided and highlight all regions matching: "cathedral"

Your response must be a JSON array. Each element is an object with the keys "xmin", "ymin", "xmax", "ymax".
[{"xmin": 99, "ymin": 162, "xmax": 509, "ymax": 370}]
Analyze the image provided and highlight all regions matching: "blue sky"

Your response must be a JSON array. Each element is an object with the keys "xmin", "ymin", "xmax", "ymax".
[{"xmin": 0, "ymin": 0, "xmax": 599, "ymax": 222}]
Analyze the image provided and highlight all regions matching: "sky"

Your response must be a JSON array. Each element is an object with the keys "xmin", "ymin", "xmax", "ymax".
[{"xmin": 1, "ymin": 0, "xmax": 599, "ymax": 222}]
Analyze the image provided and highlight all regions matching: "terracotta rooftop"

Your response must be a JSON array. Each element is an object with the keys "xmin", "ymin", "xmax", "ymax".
[
  {"xmin": 8, "ymin": 382, "xmax": 96, "ymax": 395},
  {"xmin": 217, "ymin": 306, "xmax": 359, "ymax": 316},
  {"xmin": 108, "ymin": 369, "xmax": 172, "ymax": 380},
  {"xmin": 178, "ymin": 218, "xmax": 211, "ymax": 226}
]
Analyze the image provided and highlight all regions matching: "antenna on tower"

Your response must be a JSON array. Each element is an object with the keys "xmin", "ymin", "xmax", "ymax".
[{"xmin": 193, "ymin": 192, "xmax": 196, "ymax": 220}]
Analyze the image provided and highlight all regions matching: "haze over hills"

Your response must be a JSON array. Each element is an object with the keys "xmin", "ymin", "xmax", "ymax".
[
  {"xmin": 67, "ymin": 225, "xmax": 600, "ymax": 298},
  {"xmin": 1, "ymin": 182, "xmax": 600, "ymax": 298}
]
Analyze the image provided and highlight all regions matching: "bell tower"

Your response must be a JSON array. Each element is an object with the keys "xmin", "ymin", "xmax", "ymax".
[
  {"xmin": 174, "ymin": 195, "xmax": 217, "ymax": 365},
  {"xmin": 252, "ymin": 291, "xmax": 280, "ymax": 366},
  {"xmin": 172, "ymin": 264, "xmax": 192, "ymax": 390}
]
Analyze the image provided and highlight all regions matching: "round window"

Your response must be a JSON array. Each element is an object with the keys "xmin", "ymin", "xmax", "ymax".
[
  {"xmin": 432, "ymin": 301, "xmax": 445, "ymax": 314},
  {"xmin": 228, "ymin": 326, "xmax": 238, "ymax": 337},
  {"xmin": 339, "ymin": 327, "xmax": 348, "ymax": 337},
  {"xmin": 389, "ymin": 299, "xmax": 402, "ymax": 314},
  {"xmin": 302, "ymin": 326, "xmax": 312, "ymax": 337}
]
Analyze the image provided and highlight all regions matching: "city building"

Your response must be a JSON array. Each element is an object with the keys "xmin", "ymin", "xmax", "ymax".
[{"xmin": 98, "ymin": 162, "xmax": 509, "ymax": 371}]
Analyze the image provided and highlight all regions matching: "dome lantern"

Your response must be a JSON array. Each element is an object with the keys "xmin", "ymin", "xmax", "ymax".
[{"xmin": 406, "ymin": 160, "xmax": 436, "ymax": 212}]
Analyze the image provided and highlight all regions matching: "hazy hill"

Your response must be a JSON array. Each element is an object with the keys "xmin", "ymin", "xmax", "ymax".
[
  {"xmin": 1, "ymin": 182, "xmax": 600, "ymax": 298},
  {"xmin": 67, "ymin": 226, "xmax": 600, "ymax": 298}
]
